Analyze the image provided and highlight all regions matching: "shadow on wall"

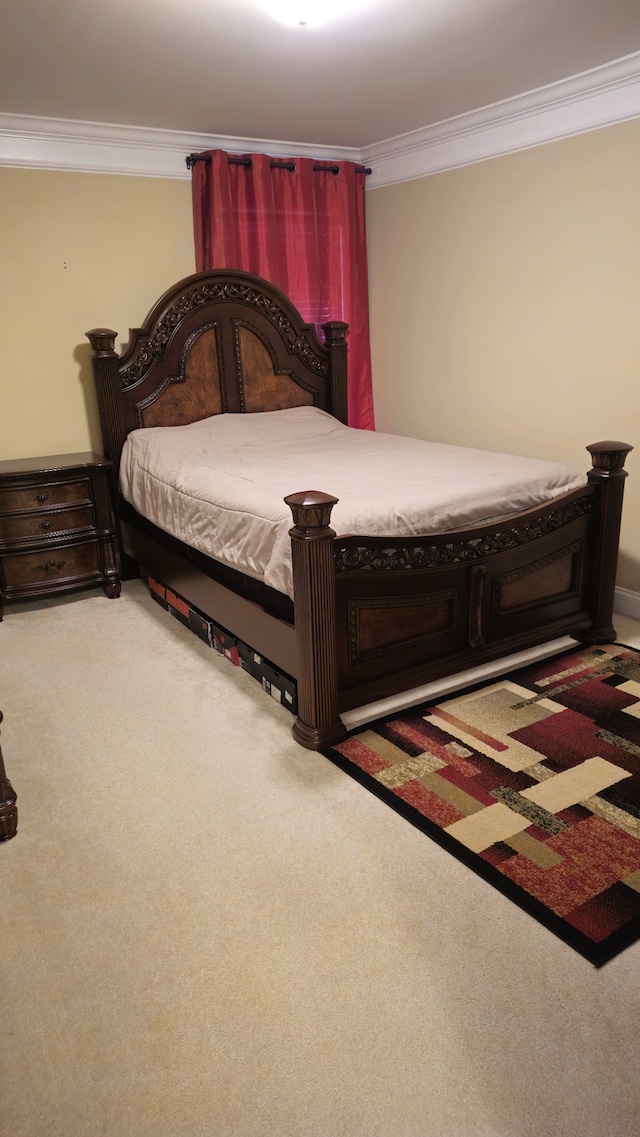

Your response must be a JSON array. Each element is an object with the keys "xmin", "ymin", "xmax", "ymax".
[{"xmin": 74, "ymin": 341, "xmax": 103, "ymax": 455}]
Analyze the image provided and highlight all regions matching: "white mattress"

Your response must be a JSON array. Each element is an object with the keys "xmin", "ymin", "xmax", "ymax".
[{"xmin": 119, "ymin": 407, "xmax": 586, "ymax": 599}]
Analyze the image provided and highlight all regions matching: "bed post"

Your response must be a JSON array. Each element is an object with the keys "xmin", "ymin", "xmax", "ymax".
[
  {"xmin": 0, "ymin": 712, "xmax": 18, "ymax": 841},
  {"xmin": 86, "ymin": 328, "xmax": 141, "ymax": 581},
  {"xmin": 580, "ymin": 440, "xmax": 633, "ymax": 643},
  {"xmin": 322, "ymin": 321, "xmax": 348, "ymax": 424},
  {"xmin": 285, "ymin": 491, "xmax": 347, "ymax": 751},
  {"xmin": 85, "ymin": 329, "xmax": 128, "ymax": 485}
]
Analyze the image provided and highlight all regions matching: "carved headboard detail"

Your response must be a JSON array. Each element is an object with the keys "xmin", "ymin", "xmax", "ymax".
[
  {"xmin": 86, "ymin": 268, "xmax": 348, "ymax": 483},
  {"xmin": 139, "ymin": 324, "xmax": 224, "ymax": 428}
]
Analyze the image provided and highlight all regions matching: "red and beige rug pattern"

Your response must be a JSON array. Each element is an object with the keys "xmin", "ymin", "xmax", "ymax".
[{"xmin": 324, "ymin": 644, "xmax": 640, "ymax": 965}]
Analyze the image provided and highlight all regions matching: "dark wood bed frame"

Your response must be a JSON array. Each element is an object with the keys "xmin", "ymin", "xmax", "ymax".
[{"xmin": 87, "ymin": 268, "xmax": 632, "ymax": 750}]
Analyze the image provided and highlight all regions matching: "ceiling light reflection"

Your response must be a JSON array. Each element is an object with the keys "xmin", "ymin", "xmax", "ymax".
[{"xmin": 263, "ymin": 0, "xmax": 371, "ymax": 28}]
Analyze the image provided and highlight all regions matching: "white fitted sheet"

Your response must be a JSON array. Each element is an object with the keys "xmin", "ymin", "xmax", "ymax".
[{"xmin": 119, "ymin": 407, "xmax": 586, "ymax": 599}]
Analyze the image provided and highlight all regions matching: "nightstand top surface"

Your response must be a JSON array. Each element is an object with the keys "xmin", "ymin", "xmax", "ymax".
[{"xmin": 0, "ymin": 452, "xmax": 110, "ymax": 476}]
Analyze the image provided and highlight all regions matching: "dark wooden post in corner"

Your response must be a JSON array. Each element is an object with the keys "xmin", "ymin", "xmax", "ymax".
[
  {"xmin": 85, "ymin": 329, "xmax": 128, "ymax": 483},
  {"xmin": 86, "ymin": 328, "xmax": 139, "ymax": 582},
  {"xmin": 285, "ymin": 491, "xmax": 347, "ymax": 751},
  {"xmin": 580, "ymin": 440, "xmax": 633, "ymax": 643},
  {"xmin": 322, "ymin": 321, "xmax": 349, "ymax": 425},
  {"xmin": 0, "ymin": 712, "xmax": 18, "ymax": 841}
]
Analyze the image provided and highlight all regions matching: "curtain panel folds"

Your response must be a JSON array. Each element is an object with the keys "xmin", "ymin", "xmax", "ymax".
[{"xmin": 191, "ymin": 149, "xmax": 374, "ymax": 430}]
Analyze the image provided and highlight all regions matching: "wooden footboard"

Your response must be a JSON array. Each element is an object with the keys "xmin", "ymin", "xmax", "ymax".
[{"xmin": 286, "ymin": 441, "xmax": 632, "ymax": 750}]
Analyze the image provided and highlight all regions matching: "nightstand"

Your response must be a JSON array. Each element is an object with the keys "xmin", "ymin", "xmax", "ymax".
[{"xmin": 0, "ymin": 452, "xmax": 121, "ymax": 618}]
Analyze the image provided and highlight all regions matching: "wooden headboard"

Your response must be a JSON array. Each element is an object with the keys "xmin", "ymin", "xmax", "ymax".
[{"xmin": 86, "ymin": 268, "xmax": 349, "ymax": 482}]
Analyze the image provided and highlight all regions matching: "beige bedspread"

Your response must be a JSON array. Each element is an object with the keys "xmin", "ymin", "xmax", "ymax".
[{"xmin": 119, "ymin": 407, "xmax": 586, "ymax": 598}]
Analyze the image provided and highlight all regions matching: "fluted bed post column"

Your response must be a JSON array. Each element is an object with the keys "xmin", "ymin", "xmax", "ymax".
[
  {"xmin": 322, "ymin": 321, "xmax": 349, "ymax": 425},
  {"xmin": 85, "ymin": 329, "xmax": 121, "ymax": 466},
  {"xmin": 0, "ymin": 712, "xmax": 18, "ymax": 841},
  {"xmin": 86, "ymin": 328, "xmax": 140, "ymax": 582},
  {"xmin": 285, "ymin": 491, "xmax": 347, "ymax": 751},
  {"xmin": 582, "ymin": 440, "xmax": 633, "ymax": 643}
]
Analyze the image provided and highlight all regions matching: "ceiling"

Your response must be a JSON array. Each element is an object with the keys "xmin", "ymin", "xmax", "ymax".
[{"xmin": 2, "ymin": 0, "xmax": 640, "ymax": 149}]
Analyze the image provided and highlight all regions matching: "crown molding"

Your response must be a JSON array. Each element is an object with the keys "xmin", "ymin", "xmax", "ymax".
[
  {"xmin": 364, "ymin": 51, "xmax": 640, "ymax": 188},
  {"xmin": 0, "ymin": 114, "xmax": 361, "ymax": 179},
  {"xmin": 1, "ymin": 51, "xmax": 640, "ymax": 185}
]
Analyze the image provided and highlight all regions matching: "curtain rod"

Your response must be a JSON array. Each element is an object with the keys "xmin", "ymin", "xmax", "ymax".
[{"xmin": 186, "ymin": 154, "xmax": 371, "ymax": 175}]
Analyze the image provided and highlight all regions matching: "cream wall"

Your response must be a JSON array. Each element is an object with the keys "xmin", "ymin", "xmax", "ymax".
[
  {"xmin": 366, "ymin": 117, "xmax": 640, "ymax": 592},
  {"xmin": 0, "ymin": 168, "xmax": 195, "ymax": 460}
]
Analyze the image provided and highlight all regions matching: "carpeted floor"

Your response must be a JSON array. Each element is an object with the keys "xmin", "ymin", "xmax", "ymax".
[{"xmin": 2, "ymin": 580, "xmax": 640, "ymax": 1136}]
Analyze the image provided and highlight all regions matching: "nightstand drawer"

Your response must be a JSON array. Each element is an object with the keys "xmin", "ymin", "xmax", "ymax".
[
  {"xmin": 0, "ymin": 478, "xmax": 90, "ymax": 515},
  {"xmin": 2, "ymin": 541, "xmax": 101, "ymax": 590},
  {"xmin": 0, "ymin": 506, "xmax": 94, "ymax": 543}
]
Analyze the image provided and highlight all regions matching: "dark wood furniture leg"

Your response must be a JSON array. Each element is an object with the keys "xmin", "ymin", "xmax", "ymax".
[
  {"xmin": 578, "ymin": 441, "xmax": 633, "ymax": 643},
  {"xmin": 0, "ymin": 712, "xmax": 18, "ymax": 841},
  {"xmin": 286, "ymin": 491, "xmax": 347, "ymax": 751}
]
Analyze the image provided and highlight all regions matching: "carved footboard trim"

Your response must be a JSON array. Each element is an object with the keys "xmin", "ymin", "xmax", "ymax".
[{"xmin": 334, "ymin": 496, "xmax": 594, "ymax": 573}]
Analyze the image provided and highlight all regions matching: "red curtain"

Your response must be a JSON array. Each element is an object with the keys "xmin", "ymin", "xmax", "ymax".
[{"xmin": 191, "ymin": 150, "xmax": 375, "ymax": 430}]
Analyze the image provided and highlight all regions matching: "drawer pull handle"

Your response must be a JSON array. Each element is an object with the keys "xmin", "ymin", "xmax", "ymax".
[
  {"xmin": 35, "ymin": 493, "xmax": 49, "ymax": 503},
  {"xmin": 40, "ymin": 521, "xmax": 52, "ymax": 530},
  {"xmin": 38, "ymin": 559, "xmax": 65, "ymax": 575}
]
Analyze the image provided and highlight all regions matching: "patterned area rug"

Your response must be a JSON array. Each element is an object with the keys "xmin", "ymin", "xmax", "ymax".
[{"xmin": 324, "ymin": 644, "xmax": 640, "ymax": 966}]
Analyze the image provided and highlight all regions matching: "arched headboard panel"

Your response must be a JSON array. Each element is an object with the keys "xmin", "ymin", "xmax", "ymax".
[
  {"xmin": 139, "ymin": 323, "xmax": 224, "ymax": 428},
  {"xmin": 86, "ymin": 268, "xmax": 348, "ymax": 482}
]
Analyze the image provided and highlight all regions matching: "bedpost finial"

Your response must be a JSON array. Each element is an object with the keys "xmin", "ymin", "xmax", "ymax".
[
  {"xmin": 285, "ymin": 490, "xmax": 338, "ymax": 532},
  {"xmin": 586, "ymin": 441, "xmax": 633, "ymax": 473},
  {"xmin": 322, "ymin": 321, "xmax": 348, "ymax": 346},
  {"xmin": 322, "ymin": 322, "xmax": 349, "ymax": 424},
  {"xmin": 86, "ymin": 328, "xmax": 118, "ymax": 357}
]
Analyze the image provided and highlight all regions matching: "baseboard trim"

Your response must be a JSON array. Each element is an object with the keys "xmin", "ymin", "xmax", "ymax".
[{"xmin": 614, "ymin": 587, "xmax": 640, "ymax": 622}]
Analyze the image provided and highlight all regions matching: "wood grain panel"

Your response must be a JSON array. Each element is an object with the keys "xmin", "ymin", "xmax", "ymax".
[
  {"xmin": 238, "ymin": 325, "xmax": 314, "ymax": 412},
  {"xmin": 350, "ymin": 592, "xmax": 458, "ymax": 666},
  {"xmin": 2, "ymin": 541, "xmax": 101, "ymax": 589},
  {"xmin": 497, "ymin": 548, "xmax": 578, "ymax": 613},
  {"xmin": 0, "ymin": 507, "xmax": 93, "ymax": 542},
  {"xmin": 142, "ymin": 326, "xmax": 222, "ymax": 427},
  {"xmin": 0, "ymin": 479, "xmax": 90, "ymax": 513}
]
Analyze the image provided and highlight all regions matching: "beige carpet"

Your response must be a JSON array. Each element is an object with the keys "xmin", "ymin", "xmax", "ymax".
[{"xmin": 2, "ymin": 580, "xmax": 640, "ymax": 1137}]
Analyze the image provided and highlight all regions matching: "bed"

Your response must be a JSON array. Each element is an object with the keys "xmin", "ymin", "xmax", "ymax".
[{"xmin": 86, "ymin": 268, "xmax": 632, "ymax": 749}]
